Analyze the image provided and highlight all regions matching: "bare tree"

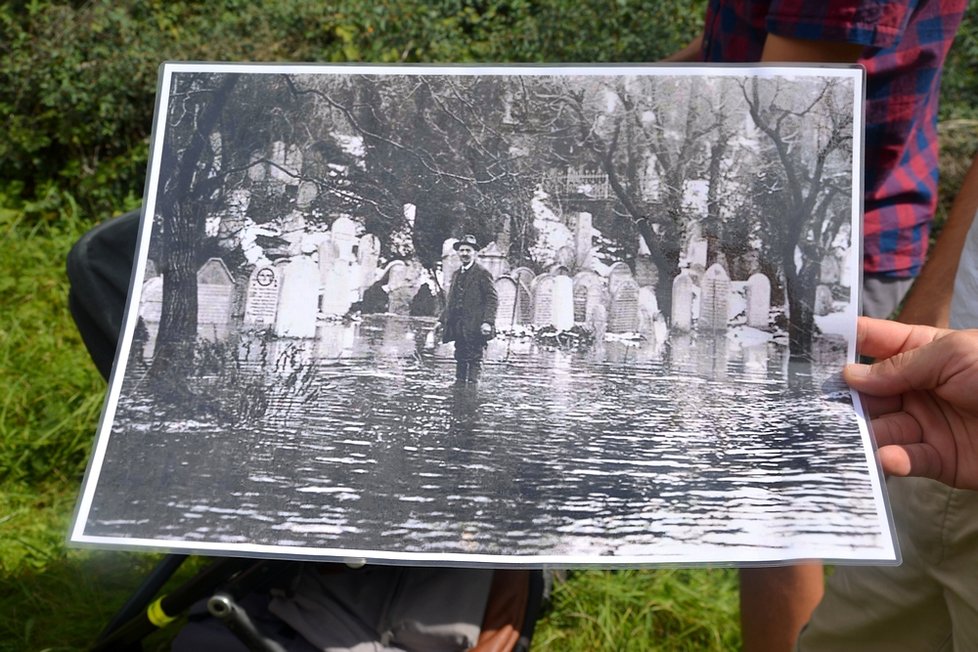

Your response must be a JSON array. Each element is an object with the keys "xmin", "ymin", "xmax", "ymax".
[{"xmin": 740, "ymin": 75, "xmax": 854, "ymax": 357}]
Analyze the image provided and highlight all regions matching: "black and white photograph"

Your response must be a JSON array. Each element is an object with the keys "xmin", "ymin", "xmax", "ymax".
[{"xmin": 71, "ymin": 63, "xmax": 895, "ymax": 565}]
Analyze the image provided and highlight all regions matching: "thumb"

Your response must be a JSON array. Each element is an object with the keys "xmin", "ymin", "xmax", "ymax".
[{"xmin": 843, "ymin": 338, "xmax": 952, "ymax": 396}]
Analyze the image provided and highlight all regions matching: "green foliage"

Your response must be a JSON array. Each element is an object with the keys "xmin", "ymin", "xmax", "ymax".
[
  {"xmin": 0, "ymin": 0, "xmax": 704, "ymax": 223},
  {"xmin": 534, "ymin": 569, "xmax": 741, "ymax": 651},
  {"xmin": 939, "ymin": 2, "xmax": 978, "ymax": 122}
]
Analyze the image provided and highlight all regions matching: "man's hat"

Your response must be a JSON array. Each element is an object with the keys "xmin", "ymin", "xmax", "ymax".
[{"xmin": 453, "ymin": 234, "xmax": 479, "ymax": 251}]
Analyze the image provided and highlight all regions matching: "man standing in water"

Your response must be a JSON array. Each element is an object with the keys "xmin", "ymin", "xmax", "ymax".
[{"xmin": 440, "ymin": 234, "xmax": 498, "ymax": 384}]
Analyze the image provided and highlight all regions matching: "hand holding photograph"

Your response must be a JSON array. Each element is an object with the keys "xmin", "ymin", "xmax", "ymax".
[{"xmin": 70, "ymin": 63, "xmax": 896, "ymax": 566}]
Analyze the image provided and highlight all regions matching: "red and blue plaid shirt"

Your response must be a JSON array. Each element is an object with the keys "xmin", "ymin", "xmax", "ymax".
[{"xmin": 701, "ymin": 0, "xmax": 966, "ymax": 277}]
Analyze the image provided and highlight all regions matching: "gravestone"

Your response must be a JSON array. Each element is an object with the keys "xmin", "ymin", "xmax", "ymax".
[
  {"xmin": 556, "ymin": 245, "xmax": 576, "ymax": 268},
  {"xmin": 247, "ymin": 150, "xmax": 266, "ymax": 182},
  {"xmin": 276, "ymin": 256, "xmax": 320, "ymax": 338},
  {"xmin": 270, "ymin": 141, "xmax": 302, "ymax": 184},
  {"xmin": 511, "ymin": 267, "xmax": 536, "ymax": 290},
  {"xmin": 699, "ymin": 263, "xmax": 731, "ymax": 332},
  {"xmin": 574, "ymin": 211, "xmax": 593, "ymax": 261},
  {"xmin": 197, "ymin": 258, "xmax": 235, "ymax": 341},
  {"xmin": 573, "ymin": 284, "xmax": 588, "ymax": 323},
  {"xmin": 244, "ymin": 266, "xmax": 281, "ymax": 328},
  {"xmin": 671, "ymin": 272, "xmax": 694, "ymax": 332},
  {"xmin": 815, "ymin": 284, "xmax": 835, "ymax": 316},
  {"xmin": 820, "ymin": 255, "xmax": 842, "ymax": 284},
  {"xmin": 139, "ymin": 277, "xmax": 164, "ymax": 358},
  {"xmin": 573, "ymin": 271, "xmax": 606, "ymax": 325},
  {"xmin": 589, "ymin": 300, "xmax": 608, "ymax": 341},
  {"xmin": 441, "ymin": 238, "xmax": 461, "ymax": 295},
  {"xmin": 552, "ymin": 275, "xmax": 575, "ymax": 331},
  {"xmin": 608, "ymin": 262, "xmax": 633, "ymax": 298},
  {"xmin": 685, "ymin": 223, "xmax": 708, "ymax": 269},
  {"xmin": 385, "ymin": 260, "xmax": 412, "ymax": 315},
  {"xmin": 511, "ymin": 267, "xmax": 536, "ymax": 324},
  {"xmin": 635, "ymin": 255, "xmax": 658, "ymax": 288},
  {"xmin": 608, "ymin": 279, "xmax": 640, "ymax": 334},
  {"xmin": 745, "ymin": 273, "xmax": 771, "ymax": 329},
  {"xmin": 637, "ymin": 287, "xmax": 659, "ymax": 337},
  {"xmin": 330, "ymin": 216, "xmax": 359, "ymax": 261},
  {"xmin": 494, "ymin": 276, "xmax": 519, "ymax": 332},
  {"xmin": 409, "ymin": 284, "xmax": 438, "ymax": 317},
  {"xmin": 357, "ymin": 234, "xmax": 381, "ymax": 291},
  {"xmin": 479, "ymin": 241, "xmax": 509, "ymax": 280},
  {"xmin": 532, "ymin": 274, "xmax": 556, "ymax": 328},
  {"xmin": 296, "ymin": 181, "xmax": 318, "ymax": 209},
  {"xmin": 319, "ymin": 241, "xmax": 354, "ymax": 316}
]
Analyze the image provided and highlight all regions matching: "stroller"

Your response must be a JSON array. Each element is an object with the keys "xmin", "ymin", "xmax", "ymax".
[{"xmin": 67, "ymin": 210, "xmax": 546, "ymax": 651}]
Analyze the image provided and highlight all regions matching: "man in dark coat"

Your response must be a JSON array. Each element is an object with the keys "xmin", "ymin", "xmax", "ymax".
[{"xmin": 439, "ymin": 234, "xmax": 498, "ymax": 384}]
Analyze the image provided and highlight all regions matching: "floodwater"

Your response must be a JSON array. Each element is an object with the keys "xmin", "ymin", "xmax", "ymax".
[{"xmin": 84, "ymin": 315, "xmax": 889, "ymax": 563}]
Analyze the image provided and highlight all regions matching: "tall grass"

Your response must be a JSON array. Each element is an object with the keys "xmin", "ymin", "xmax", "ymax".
[{"xmin": 535, "ymin": 569, "xmax": 740, "ymax": 651}]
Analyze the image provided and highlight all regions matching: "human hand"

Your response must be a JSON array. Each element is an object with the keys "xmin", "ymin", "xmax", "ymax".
[
  {"xmin": 844, "ymin": 317, "xmax": 978, "ymax": 490},
  {"xmin": 480, "ymin": 322, "xmax": 492, "ymax": 337}
]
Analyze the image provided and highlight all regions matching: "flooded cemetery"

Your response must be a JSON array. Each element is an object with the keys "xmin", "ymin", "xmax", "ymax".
[{"xmin": 76, "ymin": 67, "xmax": 890, "ymax": 563}]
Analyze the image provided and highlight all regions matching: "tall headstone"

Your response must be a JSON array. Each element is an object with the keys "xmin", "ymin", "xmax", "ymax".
[
  {"xmin": 699, "ymin": 263, "xmax": 731, "ymax": 332},
  {"xmin": 276, "ymin": 256, "xmax": 320, "ymax": 338},
  {"xmin": 441, "ymin": 238, "xmax": 461, "ymax": 296},
  {"xmin": 532, "ymin": 274, "xmax": 556, "ymax": 328},
  {"xmin": 685, "ymin": 222, "xmax": 708, "ymax": 269},
  {"xmin": 244, "ymin": 266, "xmax": 281, "ymax": 328},
  {"xmin": 478, "ymin": 241, "xmax": 509, "ymax": 280},
  {"xmin": 608, "ymin": 279, "xmax": 640, "ymax": 334},
  {"xmin": 357, "ymin": 234, "xmax": 381, "ymax": 292},
  {"xmin": 319, "ymin": 241, "xmax": 354, "ymax": 316},
  {"xmin": 494, "ymin": 276, "xmax": 519, "ymax": 332},
  {"xmin": 637, "ymin": 287, "xmax": 659, "ymax": 337},
  {"xmin": 815, "ymin": 284, "xmax": 835, "ymax": 316},
  {"xmin": 511, "ymin": 267, "xmax": 536, "ymax": 324},
  {"xmin": 330, "ymin": 216, "xmax": 359, "ymax": 261},
  {"xmin": 139, "ymin": 277, "xmax": 164, "ymax": 358},
  {"xmin": 671, "ymin": 272, "xmax": 694, "ymax": 332},
  {"xmin": 197, "ymin": 258, "xmax": 235, "ymax": 341},
  {"xmin": 574, "ymin": 211, "xmax": 593, "ymax": 261},
  {"xmin": 745, "ymin": 273, "xmax": 772, "ymax": 329},
  {"xmin": 386, "ymin": 260, "xmax": 412, "ymax": 315},
  {"xmin": 608, "ymin": 262, "xmax": 633, "ymax": 298},
  {"xmin": 552, "ymin": 275, "xmax": 575, "ymax": 331},
  {"xmin": 573, "ymin": 271, "xmax": 606, "ymax": 325}
]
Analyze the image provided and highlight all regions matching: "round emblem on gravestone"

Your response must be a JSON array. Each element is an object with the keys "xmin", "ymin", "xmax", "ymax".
[{"xmin": 256, "ymin": 267, "xmax": 275, "ymax": 287}]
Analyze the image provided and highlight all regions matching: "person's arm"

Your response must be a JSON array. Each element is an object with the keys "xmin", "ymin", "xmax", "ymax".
[
  {"xmin": 897, "ymin": 152, "xmax": 978, "ymax": 327},
  {"xmin": 661, "ymin": 34, "xmax": 704, "ymax": 62}
]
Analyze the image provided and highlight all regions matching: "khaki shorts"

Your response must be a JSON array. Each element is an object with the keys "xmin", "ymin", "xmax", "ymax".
[
  {"xmin": 862, "ymin": 274, "xmax": 915, "ymax": 319},
  {"xmin": 797, "ymin": 477, "xmax": 978, "ymax": 651}
]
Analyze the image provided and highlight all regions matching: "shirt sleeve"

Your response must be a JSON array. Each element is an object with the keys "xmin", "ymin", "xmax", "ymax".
[{"xmin": 766, "ymin": 0, "xmax": 918, "ymax": 49}]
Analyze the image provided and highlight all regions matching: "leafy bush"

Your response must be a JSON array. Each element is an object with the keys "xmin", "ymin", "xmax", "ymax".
[{"xmin": 0, "ymin": 0, "xmax": 705, "ymax": 223}]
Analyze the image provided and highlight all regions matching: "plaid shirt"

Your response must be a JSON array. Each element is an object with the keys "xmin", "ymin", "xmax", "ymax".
[{"xmin": 701, "ymin": 0, "xmax": 966, "ymax": 277}]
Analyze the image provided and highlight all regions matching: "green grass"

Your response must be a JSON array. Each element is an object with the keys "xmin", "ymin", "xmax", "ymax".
[{"xmin": 534, "ymin": 569, "xmax": 740, "ymax": 651}]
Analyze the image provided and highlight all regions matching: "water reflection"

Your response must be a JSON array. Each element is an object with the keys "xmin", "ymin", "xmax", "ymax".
[{"xmin": 87, "ymin": 314, "xmax": 884, "ymax": 561}]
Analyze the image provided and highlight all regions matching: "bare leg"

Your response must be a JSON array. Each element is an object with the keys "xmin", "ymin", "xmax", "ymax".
[{"xmin": 739, "ymin": 563, "xmax": 824, "ymax": 652}]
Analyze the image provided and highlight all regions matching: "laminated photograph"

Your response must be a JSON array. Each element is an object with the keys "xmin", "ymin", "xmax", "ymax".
[{"xmin": 71, "ymin": 63, "xmax": 898, "ymax": 566}]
